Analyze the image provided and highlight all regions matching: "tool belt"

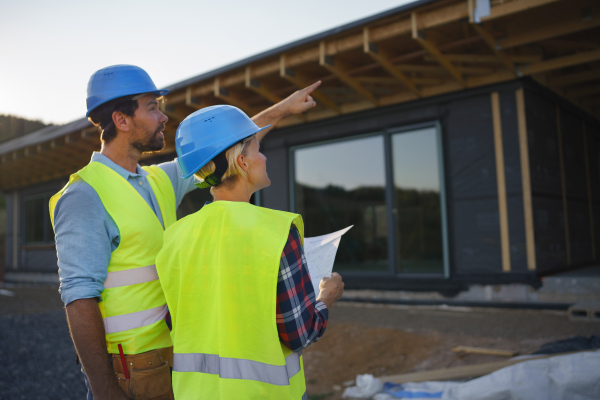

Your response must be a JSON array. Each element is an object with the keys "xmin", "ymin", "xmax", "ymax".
[{"xmin": 111, "ymin": 346, "xmax": 174, "ymax": 400}]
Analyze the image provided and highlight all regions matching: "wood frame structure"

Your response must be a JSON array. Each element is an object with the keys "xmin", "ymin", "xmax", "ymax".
[{"xmin": 1, "ymin": 0, "xmax": 600, "ymax": 191}]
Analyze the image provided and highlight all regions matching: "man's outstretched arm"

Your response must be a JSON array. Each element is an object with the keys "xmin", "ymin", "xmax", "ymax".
[
  {"xmin": 66, "ymin": 299, "xmax": 128, "ymax": 400},
  {"xmin": 252, "ymin": 81, "xmax": 321, "ymax": 141}
]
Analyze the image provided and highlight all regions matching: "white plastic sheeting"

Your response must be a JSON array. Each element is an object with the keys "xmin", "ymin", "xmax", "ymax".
[
  {"xmin": 374, "ymin": 350, "xmax": 600, "ymax": 400},
  {"xmin": 342, "ymin": 374, "xmax": 384, "ymax": 399}
]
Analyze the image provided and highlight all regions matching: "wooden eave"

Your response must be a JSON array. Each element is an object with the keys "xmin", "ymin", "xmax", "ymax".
[{"xmin": 1, "ymin": 0, "xmax": 600, "ymax": 191}]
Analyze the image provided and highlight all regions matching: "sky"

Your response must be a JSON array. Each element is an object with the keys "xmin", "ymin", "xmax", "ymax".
[
  {"xmin": 294, "ymin": 128, "xmax": 441, "ymax": 192},
  {"xmin": 0, "ymin": 0, "xmax": 415, "ymax": 125}
]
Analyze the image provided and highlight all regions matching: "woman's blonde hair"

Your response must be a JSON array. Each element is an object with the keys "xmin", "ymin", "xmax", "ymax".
[{"xmin": 194, "ymin": 135, "xmax": 254, "ymax": 192}]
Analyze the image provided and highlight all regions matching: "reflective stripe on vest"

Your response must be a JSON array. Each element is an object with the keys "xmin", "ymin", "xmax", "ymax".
[
  {"xmin": 173, "ymin": 351, "xmax": 302, "ymax": 386},
  {"xmin": 103, "ymin": 265, "xmax": 159, "ymax": 289},
  {"xmin": 104, "ymin": 304, "xmax": 168, "ymax": 334}
]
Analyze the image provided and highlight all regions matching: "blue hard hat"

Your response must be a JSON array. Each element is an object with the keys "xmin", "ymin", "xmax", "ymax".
[
  {"xmin": 86, "ymin": 65, "xmax": 170, "ymax": 117},
  {"xmin": 175, "ymin": 105, "xmax": 270, "ymax": 179}
]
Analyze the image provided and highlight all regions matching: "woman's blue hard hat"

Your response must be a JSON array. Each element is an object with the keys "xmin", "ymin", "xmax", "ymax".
[
  {"xmin": 175, "ymin": 105, "xmax": 270, "ymax": 179},
  {"xmin": 86, "ymin": 65, "xmax": 169, "ymax": 117}
]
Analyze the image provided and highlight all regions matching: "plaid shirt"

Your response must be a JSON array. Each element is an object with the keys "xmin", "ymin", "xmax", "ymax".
[{"xmin": 277, "ymin": 225, "xmax": 329, "ymax": 352}]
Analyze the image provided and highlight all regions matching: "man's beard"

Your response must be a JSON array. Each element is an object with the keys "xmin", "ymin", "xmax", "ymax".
[{"xmin": 132, "ymin": 125, "xmax": 165, "ymax": 152}]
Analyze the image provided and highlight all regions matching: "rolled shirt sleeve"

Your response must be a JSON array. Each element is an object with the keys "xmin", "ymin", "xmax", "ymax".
[{"xmin": 53, "ymin": 183, "xmax": 115, "ymax": 306}]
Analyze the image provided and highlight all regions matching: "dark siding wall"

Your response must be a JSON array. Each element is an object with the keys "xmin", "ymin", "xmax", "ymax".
[
  {"xmin": 445, "ymin": 94, "xmax": 501, "ymax": 274},
  {"xmin": 587, "ymin": 122, "xmax": 600, "ymax": 258},
  {"xmin": 561, "ymin": 110, "xmax": 593, "ymax": 264},
  {"xmin": 525, "ymin": 88, "xmax": 600, "ymax": 273},
  {"xmin": 525, "ymin": 91, "xmax": 568, "ymax": 272},
  {"xmin": 261, "ymin": 147, "xmax": 289, "ymax": 212}
]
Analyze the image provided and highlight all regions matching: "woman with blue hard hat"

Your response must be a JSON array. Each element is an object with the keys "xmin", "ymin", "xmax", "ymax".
[
  {"xmin": 155, "ymin": 105, "xmax": 345, "ymax": 400},
  {"xmin": 50, "ymin": 64, "xmax": 324, "ymax": 400}
]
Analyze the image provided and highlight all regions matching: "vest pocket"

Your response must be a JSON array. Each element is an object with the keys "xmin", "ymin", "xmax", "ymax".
[{"xmin": 129, "ymin": 361, "xmax": 172, "ymax": 400}]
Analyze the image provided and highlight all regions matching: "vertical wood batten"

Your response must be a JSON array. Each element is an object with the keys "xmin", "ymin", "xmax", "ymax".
[
  {"xmin": 583, "ymin": 123, "xmax": 596, "ymax": 259},
  {"xmin": 516, "ymin": 88, "xmax": 536, "ymax": 270},
  {"xmin": 556, "ymin": 106, "xmax": 571, "ymax": 265},
  {"xmin": 491, "ymin": 92, "xmax": 511, "ymax": 272}
]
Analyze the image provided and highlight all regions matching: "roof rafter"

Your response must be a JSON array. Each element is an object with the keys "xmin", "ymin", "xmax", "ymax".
[
  {"xmin": 244, "ymin": 66, "xmax": 282, "ymax": 105},
  {"xmin": 480, "ymin": 0, "xmax": 561, "ymax": 22},
  {"xmin": 411, "ymin": 12, "xmax": 466, "ymax": 87},
  {"xmin": 280, "ymin": 55, "xmax": 341, "ymax": 114},
  {"xmin": 214, "ymin": 77, "xmax": 258, "ymax": 116},
  {"xmin": 363, "ymin": 27, "xmax": 420, "ymax": 97},
  {"xmin": 319, "ymin": 41, "xmax": 379, "ymax": 105},
  {"xmin": 497, "ymin": 3, "xmax": 600, "ymax": 49},
  {"xmin": 470, "ymin": 23, "xmax": 517, "ymax": 76},
  {"xmin": 548, "ymin": 69, "xmax": 600, "ymax": 87}
]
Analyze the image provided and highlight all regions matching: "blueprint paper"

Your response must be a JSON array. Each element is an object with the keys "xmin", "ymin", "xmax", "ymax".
[{"xmin": 303, "ymin": 226, "xmax": 352, "ymax": 298}]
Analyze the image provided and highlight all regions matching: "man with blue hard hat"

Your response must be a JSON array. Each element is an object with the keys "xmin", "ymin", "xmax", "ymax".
[
  {"xmin": 49, "ymin": 64, "xmax": 321, "ymax": 400},
  {"xmin": 156, "ymin": 105, "xmax": 344, "ymax": 399}
]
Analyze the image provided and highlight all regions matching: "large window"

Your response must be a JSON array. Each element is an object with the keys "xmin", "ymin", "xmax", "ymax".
[
  {"xmin": 294, "ymin": 135, "xmax": 388, "ymax": 272},
  {"xmin": 292, "ymin": 124, "xmax": 448, "ymax": 276},
  {"xmin": 23, "ymin": 193, "xmax": 54, "ymax": 245},
  {"xmin": 392, "ymin": 128, "xmax": 445, "ymax": 274}
]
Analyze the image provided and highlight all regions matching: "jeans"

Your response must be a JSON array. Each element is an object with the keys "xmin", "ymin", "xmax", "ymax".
[{"xmin": 82, "ymin": 365, "xmax": 93, "ymax": 400}]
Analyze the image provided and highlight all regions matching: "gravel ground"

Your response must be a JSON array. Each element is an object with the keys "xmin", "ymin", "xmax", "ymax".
[
  {"xmin": 1, "ymin": 285, "xmax": 599, "ymax": 400},
  {"xmin": 0, "ymin": 310, "xmax": 87, "ymax": 400}
]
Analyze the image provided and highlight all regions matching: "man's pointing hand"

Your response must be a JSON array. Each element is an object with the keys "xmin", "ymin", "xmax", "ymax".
[{"xmin": 251, "ymin": 80, "xmax": 322, "ymax": 141}]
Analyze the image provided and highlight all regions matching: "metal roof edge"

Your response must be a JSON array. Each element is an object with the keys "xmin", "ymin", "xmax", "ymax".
[
  {"xmin": 164, "ymin": 0, "xmax": 436, "ymax": 92},
  {"xmin": 1, "ymin": 0, "xmax": 436, "ymax": 156},
  {"xmin": 0, "ymin": 117, "xmax": 91, "ymax": 156}
]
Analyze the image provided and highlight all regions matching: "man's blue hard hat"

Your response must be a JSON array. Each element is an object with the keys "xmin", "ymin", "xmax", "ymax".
[
  {"xmin": 86, "ymin": 65, "xmax": 170, "ymax": 117},
  {"xmin": 175, "ymin": 105, "xmax": 270, "ymax": 179}
]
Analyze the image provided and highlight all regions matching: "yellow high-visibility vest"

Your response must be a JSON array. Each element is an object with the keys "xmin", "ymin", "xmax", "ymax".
[
  {"xmin": 156, "ymin": 201, "xmax": 307, "ymax": 400},
  {"xmin": 49, "ymin": 161, "xmax": 177, "ymax": 355}
]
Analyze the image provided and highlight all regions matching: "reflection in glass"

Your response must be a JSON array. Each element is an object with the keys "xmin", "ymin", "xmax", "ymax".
[
  {"xmin": 392, "ymin": 128, "xmax": 444, "ymax": 274},
  {"xmin": 294, "ymin": 135, "xmax": 388, "ymax": 272}
]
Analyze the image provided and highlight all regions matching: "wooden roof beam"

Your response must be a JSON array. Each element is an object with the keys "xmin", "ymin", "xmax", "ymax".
[
  {"xmin": 470, "ymin": 23, "xmax": 516, "ymax": 77},
  {"xmin": 280, "ymin": 55, "xmax": 341, "ymax": 114},
  {"xmin": 363, "ymin": 27, "xmax": 420, "ymax": 97},
  {"xmin": 159, "ymin": 103, "xmax": 190, "ymax": 122},
  {"xmin": 411, "ymin": 13, "xmax": 466, "ymax": 87},
  {"xmin": 214, "ymin": 77, "xmax": 258, "ymax": 116},
  {"xmin": 319, "ymin": 41, "xmax": 379, "ymax": 105},
  {"xmin": 245, "ymin": 66, "xmax": 308, "ymax": 122},
  {"xmin": 164, "ymin": 2, "xmax": 472, "ymax": 108},
  {"xmin": 565, "ymin": 84, "xmax": 600, "ymax": 99},
  {"xmin": 244, "ymin": 66, "xmax": 282, "ymax": 105},
  {"xmin": 422, "ymin": 53, "xmax": 542, "ymax": 64},
  {"xmin": 183, "ymin": 87, "xmax": 222, "ymax": 111},
  {"xmin": 516, "ymin": 49, "xmax": 600, "ymax": 76},
  {"xmin": 548, "ymin": 69, "xmax": 600, "ymax": 87},
  {"xmin": 479, "ymin": 0, "xmax": 561, "ymax": 22},
  {"xmin": 185, "ymin": 87, "xmax": 203, "ymax": 110},
  {"xmin": 497, "ymin": 4, "xmax": 600, "ymax": 49}
]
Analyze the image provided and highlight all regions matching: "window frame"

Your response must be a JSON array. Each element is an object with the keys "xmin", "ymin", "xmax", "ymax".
[
  {"xmin": 289, "ymin": 120, "xmax": 449, "ymax": 278},
  {"xmin": 21, "ymin": 192, "xmax": 55, "ymax": 246}
]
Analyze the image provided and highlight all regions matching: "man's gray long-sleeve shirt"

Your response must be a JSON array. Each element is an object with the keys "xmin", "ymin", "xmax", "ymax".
[{"xmin": 53, "ymin": 152, "xmax": 197, "ymax": 306}]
